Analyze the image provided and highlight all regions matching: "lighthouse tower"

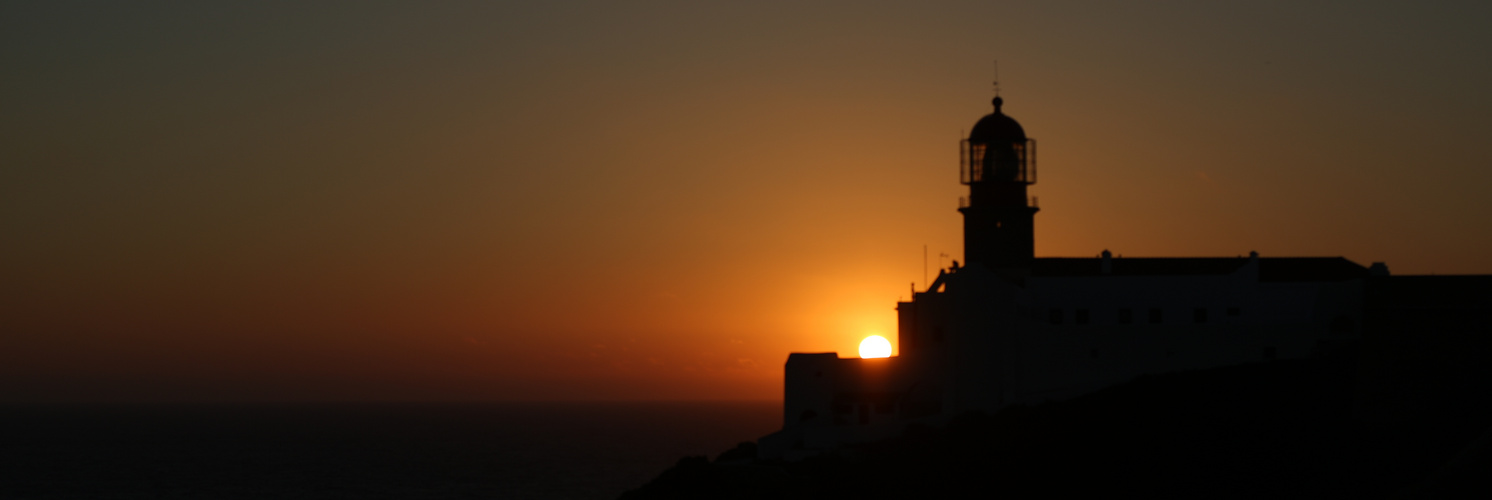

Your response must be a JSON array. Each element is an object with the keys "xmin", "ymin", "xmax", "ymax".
[{"xmin": 959, "ymin": 96, "xmax": 1037, "ymax": 272}]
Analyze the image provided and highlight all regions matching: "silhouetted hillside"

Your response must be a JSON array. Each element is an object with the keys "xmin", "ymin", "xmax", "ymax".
[{"xmin": 622, "ymin": 355, "xmax": 1491, "ymax": 499}]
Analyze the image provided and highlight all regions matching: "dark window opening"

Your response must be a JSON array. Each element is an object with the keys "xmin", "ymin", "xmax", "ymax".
[
  {"xmin": 1227, "ymin": 307, "xmax": 1241, "ymax": 317},
  {"xmin": 905, "ymin": 400, "xmax": 943, "ymax": 419},
  {"xmin": 799, "ymin": 410, "xmax": 818, "ymax": 422},
  {"xmin": 1149, "ymin": 308, "xmax": 1163, "ymax": 324},
  {"xmin": 1075, "ymin": 309, "xmax": 1090, "ymax": 325},
  {"xmin": 1194, "ymin": 307, "xmax": 1208, "ymax": 324},
  {"xmin": 1049, "ymin": 309, "xmax": 1064, "ymax": 325},
  {"xmin": 1330, "ymin": 316, "xmax": 1356, "ymax": 336},
  {"xmin": 1090, "ymin": 349, "xmax": 1099, "ymax": 360},
  {"xmin": 832, "ymin": 402, "xmax": 851, "ymax": 426},
  {"xmin": 1118, "ymin": 308, "xmax": 1133, "ymax": 324}
]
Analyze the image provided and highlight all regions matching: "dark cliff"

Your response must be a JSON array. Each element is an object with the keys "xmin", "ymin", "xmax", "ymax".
[{"xmin": 622, "ymin": 352, "xmax": 1491, "ymax": 499}]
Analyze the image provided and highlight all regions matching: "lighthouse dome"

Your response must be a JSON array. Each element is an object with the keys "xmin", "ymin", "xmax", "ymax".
[{"xmin": 968, "ymin": 96, "xmax": 1026, "ymax": 143}]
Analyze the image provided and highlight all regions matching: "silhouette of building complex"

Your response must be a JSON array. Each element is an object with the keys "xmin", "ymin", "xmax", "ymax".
[{"xmin": 757, "ymin": 95, "xmax": 1492, "ymax": 460}]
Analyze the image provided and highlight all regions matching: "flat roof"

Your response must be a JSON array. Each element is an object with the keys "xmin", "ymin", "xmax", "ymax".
[{"xmin": 1031, "ymin": 257, "xmax": 1370, "ymax": 282}]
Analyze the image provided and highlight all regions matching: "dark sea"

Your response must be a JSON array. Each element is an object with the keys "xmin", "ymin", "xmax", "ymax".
[{"xmin": 0, "ymin": 402, "xmax": 779, "ymax": 500}]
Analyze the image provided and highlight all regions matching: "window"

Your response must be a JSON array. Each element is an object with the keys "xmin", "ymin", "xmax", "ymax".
[
  {"xmin": 1118, "ymin": 308, "xmax": 1133, "ymax": 324},
  {"xmin": 1149, "ymin": 308, "xmax": 1163, "ymax": 324},
  {"xmin": 832, "ymin": 402, "xmax": 851, "ymax": 426},
  {"xmin": 1075, "ymin": 309, "xmax": 1090, "ymax": 325},
  {"xmin": 1330, "ymin": 316, "xmax": 1356, "ymax": 336},
  {"xmin": 1194, "ymin": 307, "xmax": 1208, "ymax": 324},
  {"xmin": 1049, "ymin": 309, "xmax": 1064, "ymax": 325}
]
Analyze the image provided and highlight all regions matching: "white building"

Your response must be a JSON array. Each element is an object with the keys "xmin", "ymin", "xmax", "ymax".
[{"xmin": 758, "ymin": 96, "xmax": 1378, "ymax": 459}]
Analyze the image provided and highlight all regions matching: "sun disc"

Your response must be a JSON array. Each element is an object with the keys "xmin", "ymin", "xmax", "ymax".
[{"xmin": 858, "ymin": 335, "xmax": 892, "ymax": 358}]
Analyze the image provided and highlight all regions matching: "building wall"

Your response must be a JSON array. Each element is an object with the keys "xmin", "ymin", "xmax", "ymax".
[
  {"xmin": 763, "ymin": 261, "xmax": 1369, "ymax": 459},
  {"xmin": 1357, "ymin": 276, "xmax": 1492, "ymax": 426}
]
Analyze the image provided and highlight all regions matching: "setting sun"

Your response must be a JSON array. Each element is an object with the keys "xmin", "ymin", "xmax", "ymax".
[{"xmin": 858, "ymin": 335, "xmax": 892, "ymax": 359}]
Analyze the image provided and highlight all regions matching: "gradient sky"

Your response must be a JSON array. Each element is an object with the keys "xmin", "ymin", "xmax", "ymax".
[{"xmin": 3, "ymin": 1, "xmax": 1490, "ymax": 402}]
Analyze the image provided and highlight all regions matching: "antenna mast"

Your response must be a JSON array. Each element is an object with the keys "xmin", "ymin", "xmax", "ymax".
[{"xmin": 993, "ymin": 60, "xmax": 1001, "ymax": 96}]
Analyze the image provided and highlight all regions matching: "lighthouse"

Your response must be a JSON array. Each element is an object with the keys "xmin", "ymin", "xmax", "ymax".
[
  {"xmin": 959, "ymin": 96, "xmax": 1037, "ymax": 272},
  {"xmin": 757, "ymin": 91, "xmax": 1406, "ymax": 461}
]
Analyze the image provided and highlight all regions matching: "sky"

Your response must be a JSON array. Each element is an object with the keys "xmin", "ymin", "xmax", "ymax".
[{"xmin": 3, "ymin": 0, "xmax": 1490, "ymax": 402}]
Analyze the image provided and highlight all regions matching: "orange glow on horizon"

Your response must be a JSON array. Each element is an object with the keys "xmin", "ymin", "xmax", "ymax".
[{"xmin": 1, "ymin": 3, "xmax": 1488, "ymax": 403}]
